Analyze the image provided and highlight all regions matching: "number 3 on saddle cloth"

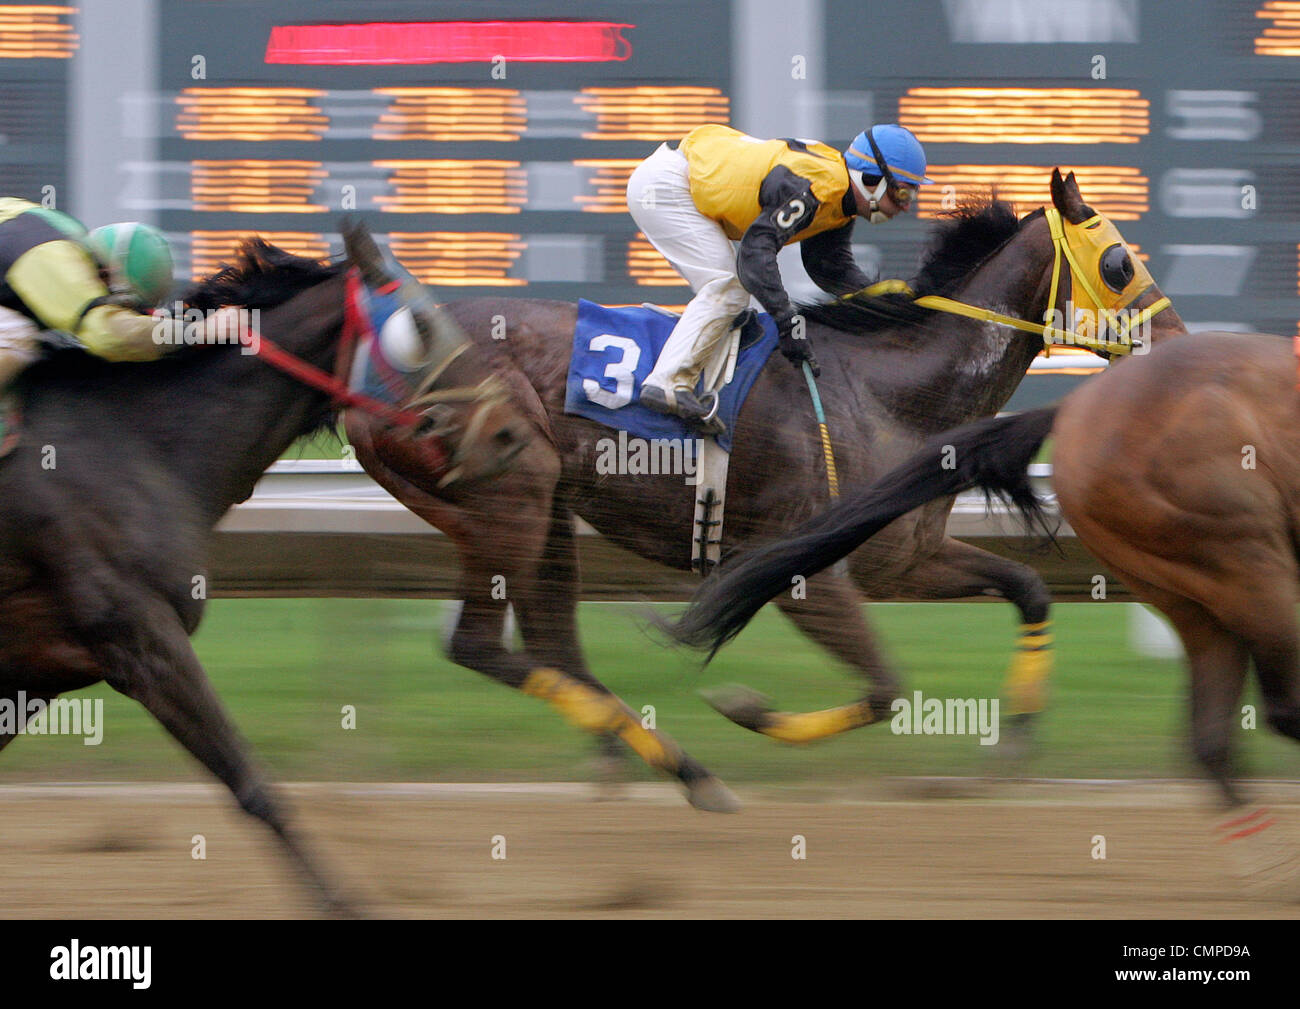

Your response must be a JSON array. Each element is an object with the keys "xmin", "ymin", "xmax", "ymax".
[
  {"xmin": 564, "ymin": 300, "xmax": 778, "ymax": 453},
  {"xmin": 563, "ymin": 299, "xmax": 780, "ymax": 572}
]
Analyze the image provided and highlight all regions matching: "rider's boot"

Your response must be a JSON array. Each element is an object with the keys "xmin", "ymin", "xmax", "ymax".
[{"xmin": 639, "ymin": 384, "xmax": 726, "ymax": 436}]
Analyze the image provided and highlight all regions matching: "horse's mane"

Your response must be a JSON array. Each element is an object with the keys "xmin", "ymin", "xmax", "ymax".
[
  {"xmin": 179, "ymin": 238, "xmax": 347, "ymax": 443},
  {"xmin": 184, "ymin": 238, "xmax": 347, "ymax": 311},
  {"xmin": 24, "ymin": 237, "xmax": 347, "ymax": 445},
  {"xmin": 796, "ymin": 198, "xmax": 1042, "ymax": 334}
]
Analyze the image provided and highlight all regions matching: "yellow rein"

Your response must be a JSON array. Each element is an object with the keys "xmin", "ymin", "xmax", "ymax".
[{"xmin": 844, "ymin": 207, "xmax": 1171, "ymax": 356}]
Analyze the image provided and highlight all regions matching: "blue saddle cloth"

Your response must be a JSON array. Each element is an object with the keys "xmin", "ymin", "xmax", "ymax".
[{"xmin": 563, "ymin": 299, "xmax": 778, "ymax": 453}]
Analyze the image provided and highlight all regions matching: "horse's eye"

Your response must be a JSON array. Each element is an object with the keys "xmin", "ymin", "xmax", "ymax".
[{"xmin": 1099, "ymin": 244, "xmax": 1135, "ymax": 294}]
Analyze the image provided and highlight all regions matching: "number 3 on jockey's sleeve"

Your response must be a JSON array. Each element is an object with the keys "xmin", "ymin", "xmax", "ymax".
[{"xmin": 770, "ymin": 191, "xmax": 817, "ymax": 241}]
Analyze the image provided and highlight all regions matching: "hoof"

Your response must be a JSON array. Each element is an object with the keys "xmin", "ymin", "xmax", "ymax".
[
  {"xmin": 687, "ymin": 775, "xmax": 741, "ymax": 813},
  {"xmin": 701, "ymin": 684, "xmax": 773, "ymax": 732},
  {"xmin": 320, "ymin": 892, "xmax": 366, "ymax": 919},
  {"xmin": 997, "ymin": 712, "xmax": 1038, "ymax": 763},
  {"xmin": 1215, "ymin": 806, "xmax": 1300, "ymax": 898},
  {"xmin": 587, "ymin": 755, "xmax": 629, "ymax": 802}
]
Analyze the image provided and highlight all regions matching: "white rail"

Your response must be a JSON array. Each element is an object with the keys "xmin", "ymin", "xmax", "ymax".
[{"xmin": 220, "ymin": 460, "xmax": 1067, "ymax": 537}]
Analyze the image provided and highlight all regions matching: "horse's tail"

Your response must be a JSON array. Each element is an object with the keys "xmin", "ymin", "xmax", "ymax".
[{"xmin": 666, "ymin": 406, "xmax": 1060, "ymax": 658}]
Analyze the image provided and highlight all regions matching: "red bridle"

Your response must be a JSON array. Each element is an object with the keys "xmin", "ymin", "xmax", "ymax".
[{"xmin": 245, "ymin": 268, "xmax": 429, "ymax": 429}]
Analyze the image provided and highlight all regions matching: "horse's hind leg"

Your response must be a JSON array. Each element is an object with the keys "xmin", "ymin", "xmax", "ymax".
[
  {"xmin": 703, "ymin": 571, "xmax": 898, "ymax": 743},
  {"xmin": 1179, "ymin": 615, "xmax": 1252, "ymax": 806},
  {"xmin": 1100, "ymin": 562, "xmax": 1250, "ymax": 805},
  {"xmin": 1228, "ymin": 588, "xmax": 1300, "ymax": 747},
  {"xmin": 99, "ymin": 599, "xmax": 352, "ymax": 914},
  {"xmin": 872, "ymin": 537, "xmax": 1054, "ymax": 741}
]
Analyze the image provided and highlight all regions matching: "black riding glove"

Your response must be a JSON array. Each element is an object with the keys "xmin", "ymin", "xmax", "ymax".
[{"xmin": 776, "ymin": 310, "xmax": 819, "ymax": 377}]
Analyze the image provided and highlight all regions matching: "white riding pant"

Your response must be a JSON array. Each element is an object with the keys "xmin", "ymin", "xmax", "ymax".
[
  {"xmin": 626, "ymin": 143, "xmax": 753, "ymax": 398},
  {"xmin": 0, "ymin": 305, "xmax": 40, "ymax": 391}
]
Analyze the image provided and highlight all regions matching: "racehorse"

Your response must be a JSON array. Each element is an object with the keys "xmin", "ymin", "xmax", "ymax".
[
  {"xmin": 0, "ymin": 224, "xmax": 531, "ymax": 912},
  {"xmin": 664, "ymin": 329, "xmax": 1300, "ymax": 818},
  {"xmin": 346, "ymin": 169, "xmax": 1184, "ymax": 802}
]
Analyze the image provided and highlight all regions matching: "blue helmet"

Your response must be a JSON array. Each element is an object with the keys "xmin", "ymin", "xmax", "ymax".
[{"xmin": 845, "ymin": 125, "xmax": 934, "ymax": 187}]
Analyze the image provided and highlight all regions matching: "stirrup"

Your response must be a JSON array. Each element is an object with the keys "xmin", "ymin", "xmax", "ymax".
[
  {"xmin": 697, "ymin": 390, "xmax": 721, "ymax": 424},
  {"xmin": 677, "ymin": 387, "xmax": 725, "ymax": 437}
]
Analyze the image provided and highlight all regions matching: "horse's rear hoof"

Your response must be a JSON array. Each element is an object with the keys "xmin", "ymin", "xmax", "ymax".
[
  {"xmin": 1214, "ymin": 805, "xmax": 1300, "ymax": 898},
  {"xmin": 687, "ymin": 775, "xmax": 741, "ymax": 813},
  {"xmin": 701, "ymin": 684, "xmax": 773, "ymax": 732}
]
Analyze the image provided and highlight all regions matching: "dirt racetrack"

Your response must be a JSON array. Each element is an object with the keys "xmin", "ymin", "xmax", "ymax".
[{"xmin": 2, "ymin": 780, "xmax": 1298, "ymax": 918}]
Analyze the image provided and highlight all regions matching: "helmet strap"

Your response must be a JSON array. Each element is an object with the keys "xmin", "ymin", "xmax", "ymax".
[
  {"xmin": 866, "ymin": 176, "xmax": 890, "ymax": 223},
  {"xmin": 851, "ymin": 173, "xmax": 892, "ymax": 223},
  {"xmin": 862, "ymin": 127, "xmax": 901, "ymax": 223}
]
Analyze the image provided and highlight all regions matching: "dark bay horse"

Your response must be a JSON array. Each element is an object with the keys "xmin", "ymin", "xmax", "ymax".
[
  {"xmin": 348, "ymin": 170, "xmax": 1184, "ymax": 805},
  {"xmin": 0, "ymin": 226, "xmax": 530, "ymax": 912},
  {"xmin": 666, "ymin": 331, "xmax": 1300, "ymax": 821}
]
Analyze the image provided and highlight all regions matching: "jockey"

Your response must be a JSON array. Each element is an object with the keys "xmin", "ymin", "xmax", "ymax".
[
  {"xmin": 627, "ymin": 123, "xmax": 932, "ymax": 431},
  {"xmin": 0, "ymin": 197, "xmax": 191, "ymax": 398}
]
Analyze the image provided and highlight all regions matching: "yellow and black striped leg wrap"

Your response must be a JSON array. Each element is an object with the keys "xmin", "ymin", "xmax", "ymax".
[
  {"xmin": 1005, "ymin": 621, "xmax": 1053, "ymax": 717},
  {"xmin": 754, "ymin": 700, "xmax": 876, "ymax": 744},
  {"xmin": 521, "ymin": 667, "xmax": 682, "ymax": 775}
]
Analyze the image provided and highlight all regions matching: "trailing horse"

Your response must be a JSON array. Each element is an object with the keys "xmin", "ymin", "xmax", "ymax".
[
  {"xmin": 348, "ymin": 170, "xmax": 1184, "ymax": 794},
  {"xmin": 0, "ymin": 224, "xmax": 531, "ymax": 912},
  {"xmin": 667, "ymin": 329, "xmax": 1300, "ymax": 824}
]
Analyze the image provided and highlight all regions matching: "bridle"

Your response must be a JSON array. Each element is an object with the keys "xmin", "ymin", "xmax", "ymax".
[
  {"xmin": 847, "ymin": 206, "xmax": 1172, "ymax": 356},
  {"xmin": 238, "ymin": 266, "xmax": 496, "ymax": 481},
  {"xmin": 247, "ymin": 269, "xmax": 428, "ymax": 430}
]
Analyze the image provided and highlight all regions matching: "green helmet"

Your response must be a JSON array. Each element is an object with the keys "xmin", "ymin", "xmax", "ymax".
[{"xmin": 87, "ymin": 222, "xmax": 174, "ymax": 309}]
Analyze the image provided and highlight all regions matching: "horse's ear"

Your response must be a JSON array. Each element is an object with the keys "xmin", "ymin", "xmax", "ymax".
[
  {"xmin": 339, "ymin": 216, "xmax": 467, "ymax": 363},
  {"xmin": 340, "ymin": 217, "xmax": 393, "ymax": 288},
  {"xmin": 1050, "ymin": 168, "xmax": 1066, "ymax": 211},
  {"xmin": 1049, "ymin": 168, "xmax": 1089, "ymax": 224}
]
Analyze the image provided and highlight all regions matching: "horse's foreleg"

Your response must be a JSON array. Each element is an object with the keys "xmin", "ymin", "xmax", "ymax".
[
  {"xmin": 448, "ymin": 566, "xmax": 738, "ymax": 812},
  {"xmin": 99, "ymin": 597, "xmax": 353, "ymax": 915},
  {"xmin": 507, "ymin": 502, "xmax": 626, "ymax": 775},
  {"xmin": 0, "ymin": 691, "xmax": 57, "ymax": 754},
  {"xmin": 871, "ymin": 538, "xmax": 1053, "ymax": 736}
]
